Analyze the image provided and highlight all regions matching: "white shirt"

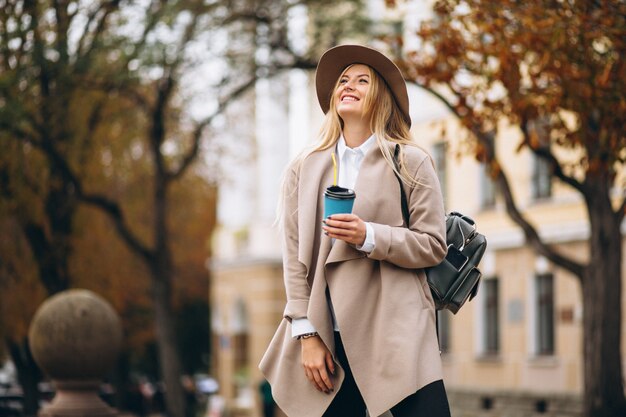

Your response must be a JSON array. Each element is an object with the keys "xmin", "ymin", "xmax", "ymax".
[{"xmin": 292, "ymin": 134, "xmax": 377, "ymax": 337}]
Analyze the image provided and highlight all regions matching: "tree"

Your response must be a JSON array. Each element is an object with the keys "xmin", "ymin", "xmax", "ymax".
[
  {"xmin": 0, "ymin": 213, "xmax": 46, "ymax": 414},
  {"xmin": 0, "ymin": 1, "xmax": 367, "ymax": 416},
  {"xmin": 0, "ymin": 88, "xmax": 217, "ymax": 415},
  {"xmin": 0, "ymin": 1, "xmax": 217, "ymax": 414},
  {"xmin": 396, "ymin": 1, "xmax": 625, "ymax": 416}
]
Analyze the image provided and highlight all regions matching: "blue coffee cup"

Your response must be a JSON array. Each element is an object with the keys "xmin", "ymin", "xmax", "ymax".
[{"xmin": 324, "ymin": 186, "xmax": 356, "ymax": 218}]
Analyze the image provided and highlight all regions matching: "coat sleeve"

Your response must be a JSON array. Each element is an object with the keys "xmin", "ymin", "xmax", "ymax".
[
  {"xmin": 281, "ymin": 164, "xmax": 311, "ymax": 321},
  {"xmin": 367, "ymin": 154, "xmax": 447, "ymax": 269}
]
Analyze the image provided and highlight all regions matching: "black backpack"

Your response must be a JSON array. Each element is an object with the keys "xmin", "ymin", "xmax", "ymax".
[{"xmin": 393, "ymin": 145, "xmax": 487, "ymax": 314}]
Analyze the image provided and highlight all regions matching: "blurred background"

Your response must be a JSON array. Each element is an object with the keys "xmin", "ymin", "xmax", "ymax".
[{"xmin": 0, "ymin": 0, "xmax": 624, "ymax": 417}]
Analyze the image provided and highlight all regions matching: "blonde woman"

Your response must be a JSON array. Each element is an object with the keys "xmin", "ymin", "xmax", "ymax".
[{"xmin": 260, "ymin": 45, "xmax": 451, "ymax": 417}]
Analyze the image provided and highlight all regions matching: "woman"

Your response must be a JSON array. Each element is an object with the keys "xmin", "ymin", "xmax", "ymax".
[{"xmin": 260, "ymin": 44, "xmax": 451, "ymax": 417}]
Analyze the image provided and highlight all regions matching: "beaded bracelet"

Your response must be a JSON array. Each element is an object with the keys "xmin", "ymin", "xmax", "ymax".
[{"xmin": 297, "ymin": 332, "xmax": 319, "ymax": 340}]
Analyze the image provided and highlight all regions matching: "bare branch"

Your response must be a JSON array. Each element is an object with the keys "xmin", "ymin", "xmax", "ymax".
[
  {"xmin": 78, "ymin": 0, "xmax": 122, "ymax": 65},
  {"xmin": 169, "ymin": 75, "xmax": 259, "ymax": 181},
  {"xmin": 221, "ymin": 11, "xmax": 271, "ymax": 25},
  {"xmin": 77, "ymin": 98, "xmax": 106, "ymax": 171},
  {"xmin": 532, "ymin": 146, "xmax": 586, "ymax": 193},
  {"xmin": 168, "ymin": 130, "xmax": 201, "ymax": 181},
  {"xmin": 0, "ymin": 5, "xmax": 11, "ymax": 71},
  {"xmin": 0, "ymin": 152, "xmax": 40, "ymax": 196},
  {"xmin": 170, "ymin": 57, "xmax": 316, "ymax": 181},
  {"xmin": 14, "ymin": 134, "xmax": 154, "ymax": 262},
  {"xmin": 119, "ymin": 0, "xmax": 168, "ymax": 67},
  {"xmin": 412, "ymin": 81, "xmax": 586, "ymax": 279},
  {"xmin": 22, "ymin": 221, "xmax": 70, "ymax": 294},
  {"xmin": 273, "ymin": 53, "xmax": 317, "ymax": 71},
  {"xmin": 150, "ymin": 72, "xmax": 176, "ymax": 177},
  {"xmin": 166, "ymin": 10, "xmax": 201, "ymax": 75},
  {"xmin": 81, "ymin": 78, "xmax": 151, "ymax": 111},
  {"xmin": 4, "ymin": 1, "xmax": 36, "ymax": 72},
  {"xmin": 494, "ymin": 166, "xmax": 585, "ymax": 279},
  {"xmin": 409, "ymin": 82, "xmax": 463, "ymax": 119},
  {"xmin": 0, "ymin": 119, "xmax": 38, "ymax": 144},
  {"xmin": 79, "ymin": 192, "xmax": 153, "ymax": 262},
  {"xmin": 76, "ymin": 2, "xmax": 108, "ymax": 58},
  {"xmin": 519, "ymin": 118, "xmax": 586, "ymax": 194},
  {"xmin": 52, "ymin": 0, "xmax": 70, "ymax": 65},
  {"xmin": 146, "ymin": 9, "xmax": 204, "ymax": 178}
]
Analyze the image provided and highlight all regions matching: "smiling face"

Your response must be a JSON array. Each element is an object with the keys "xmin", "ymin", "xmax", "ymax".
[{"xmin": 334, "ymin": 64, "xmax": 371, "ymax": 122}]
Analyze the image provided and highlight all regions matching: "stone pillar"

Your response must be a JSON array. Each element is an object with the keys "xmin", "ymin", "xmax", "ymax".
[{"xmin": 28, "ymin": 289, "xmax": 123, "ymax": 417}]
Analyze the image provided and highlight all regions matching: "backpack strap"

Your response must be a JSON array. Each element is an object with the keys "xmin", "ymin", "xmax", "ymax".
[
  {"xmin": 392, "ymin": 144, "xmax": 441, "ymax": 352},
  {"xmin": 393, "ymin": 144, "xmax": 410, "ymax": 227}
]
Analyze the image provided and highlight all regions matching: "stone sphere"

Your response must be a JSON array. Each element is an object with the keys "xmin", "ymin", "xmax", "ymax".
[{"xmin": 28, "ymin": 289, "xmax": 123, "ymax": 380}]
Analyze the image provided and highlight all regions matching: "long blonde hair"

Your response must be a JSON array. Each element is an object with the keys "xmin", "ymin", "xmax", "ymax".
[
  {"xmin": 311, "ymin": 64, "xmax": 422, "ymax": 186},
  {"xmin": 277, "ymin": 64, "xmax": 425, "ymax": 226}
]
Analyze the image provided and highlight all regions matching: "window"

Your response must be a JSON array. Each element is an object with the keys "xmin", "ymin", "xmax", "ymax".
[
  {"xmin": 483, "ymin": 278, "xmax": 500, "ymax": 354},
  {"xmin": 480, "ymin": 135, "xmax": 496, "ymax": 208},
  {"xmin": 231, "ymin": 298, "xmax": 249, "ymax": 371},
  {"xmin": 535, "ymin": 273, "xmax": 555, "ymax": 355},
  {"xmin": 531, "ymin": 155, "xmax": 552, "ymax": 199},
  {"xmin": 480, "ymin": 165, "xmax": 496, "ymax": 208},
  {"xmin": 432, "ymin": 142, "xmax": 447, "ymax": 206},
  {"xmin": 528, "ymin": 117, "xmax": 552, "ymax": 200}
]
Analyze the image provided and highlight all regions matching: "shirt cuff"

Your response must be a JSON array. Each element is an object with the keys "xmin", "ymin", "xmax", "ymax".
[
  {"xmin": 291, "ymin": 318, "xmax": 317, "ymax": 338},
  {"xmin": 356, "ymin": 222, "xmax": 376, "ymax": 253}
]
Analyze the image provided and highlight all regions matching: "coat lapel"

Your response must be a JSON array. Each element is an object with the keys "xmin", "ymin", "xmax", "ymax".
[
  {"xmin": 325, "ymin": 143, "xmax": 400, "ymax": 265},
  {"xmin": 297, "ymin": 147, "xmax": 334, "ymax": 272},
  {"xmin": 299, "ymin": 142, "xmax": 403, "ymax": 267}
]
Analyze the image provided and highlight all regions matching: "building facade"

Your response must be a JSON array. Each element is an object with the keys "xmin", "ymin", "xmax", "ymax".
[
  {"xmin": 208, "ymin": 3, "xmax": 626, "ymax": 417},
  {"xmin": 413, "ymin": 118, "xmax": 626, "ymax": 416}
]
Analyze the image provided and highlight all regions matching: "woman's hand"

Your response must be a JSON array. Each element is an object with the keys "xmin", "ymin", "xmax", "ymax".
[
  {"xmin": 322, "ymin": 214, "xmax": 366, "ymax": 246},
  {"xmin": 301, "ymin": 336, "xmax": 335, "ymax": 393}
]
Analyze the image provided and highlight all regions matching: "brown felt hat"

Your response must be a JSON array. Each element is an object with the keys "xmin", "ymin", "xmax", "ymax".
[{"xmin": 315, "ymin": 44, "xmax": 411, "ymax": 126}]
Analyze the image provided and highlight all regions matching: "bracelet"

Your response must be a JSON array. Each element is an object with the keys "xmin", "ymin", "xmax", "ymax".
[{"xmin": 297, "ymin": 332, "xmax": 319, "ymax": 340}]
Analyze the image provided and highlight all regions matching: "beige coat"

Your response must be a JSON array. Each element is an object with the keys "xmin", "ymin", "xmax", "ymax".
[{"xmin": 259, "ymin": 142, "xmax": 447, "ymax": 417}]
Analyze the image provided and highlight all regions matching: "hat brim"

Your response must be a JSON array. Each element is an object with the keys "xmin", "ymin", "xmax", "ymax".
[{"xmin": 315, "ymin": 44, "xmax": 411, "ymax": 127}]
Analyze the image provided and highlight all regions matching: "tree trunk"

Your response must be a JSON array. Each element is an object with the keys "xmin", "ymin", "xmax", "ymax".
[
  {"xmin": 7, "ymin": 339, "xmax": 40, "ymax": 416},
  {"xmin": 150, "ymin": 177, "xmax": 186, "ymax": 417},
  {"xmin": 21, "ymin": 177, "xmax": 75, "ymax": 295},
  {"xmin": 582, "ymin": 176, "xmax": 626, "ymax": 417},
  {"xmin": 14, "ymin": 174, "xmax": 75, "ymax": 414},
  {"xmin": 151, "ymin": 263, "xmax": 186, "ymax": 417}
]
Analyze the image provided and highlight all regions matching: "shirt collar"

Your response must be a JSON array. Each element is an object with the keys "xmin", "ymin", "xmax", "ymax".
[{"xmin": 337, "ymin": 134, "xmax": 377, "ymax": 160}]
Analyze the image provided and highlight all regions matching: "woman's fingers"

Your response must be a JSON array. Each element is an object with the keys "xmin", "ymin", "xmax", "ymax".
[
  {"xmin": 304, "ymin": 363, "xmax": 332, "ymax": 392},
  {"xmin": 312, "ymin": 367, "xmax": 333, "ymax": 392},
  {"xmin": 301, "ymin": 337, "xmax": 335, "ymax": 393},
  {"xmin": 326, "ymin": 213, "xmax": 356, "ymax": 222},
  {"xmin": 323, "ymin": 214, "xmax": 366, "ymax": 245},
  {"xmin": 325, "ymin": 352, "xmax": 336, "ymax": 376},
  {"xmin": 302, "ymin": 361, "xmax": 319, "ymax": 390},
  {"xmin": 304, "ymin": 360, "xmax": 334, "ymax": 392}
]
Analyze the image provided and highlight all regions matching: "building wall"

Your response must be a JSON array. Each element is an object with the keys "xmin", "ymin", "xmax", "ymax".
[
  {"xmin": 210, "ymin": 83, "xmax": 626, "ymax": 417},
  {"xmin": 414, "ymin": 115, "xmax": 626, "ymax": 398},
  {"xmin": 209, "ymin": 3, "xmax": 626, "ymax": 413},
  {"xmin": 211, "ymin": 259, "xmax": 286, "ymax": 417},
  {"xmin": 211, "ymin": 117, "xmax": 625, "ymax": 417}
]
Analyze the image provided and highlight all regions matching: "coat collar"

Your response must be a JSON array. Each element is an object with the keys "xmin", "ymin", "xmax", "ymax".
[{"xmin": 336, "ymin": 133, "xmax": 376, "ymax": 162}]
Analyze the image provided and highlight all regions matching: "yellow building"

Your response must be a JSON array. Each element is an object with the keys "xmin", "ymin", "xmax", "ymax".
[
  {"xmin": 414, "ymin": 117, "xmax": 626, "ymax": 416},
  {"xmin": 209, "ymin": 4, "xmax": 625, "ymax": 417},
  {"xmin": 211, "ymin": 102, "xmax": 625, "ymax": 417}
]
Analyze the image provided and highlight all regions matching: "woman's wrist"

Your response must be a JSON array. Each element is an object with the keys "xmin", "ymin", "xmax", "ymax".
[{"xmin": 297, "ymin": 332, "xmax": 319, "ymax": 340}]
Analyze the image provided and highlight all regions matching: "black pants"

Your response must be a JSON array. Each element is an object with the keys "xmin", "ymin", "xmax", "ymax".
[{"xmin": 323, "ymin": 333, "xmax": 451, "ymax": 417}]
